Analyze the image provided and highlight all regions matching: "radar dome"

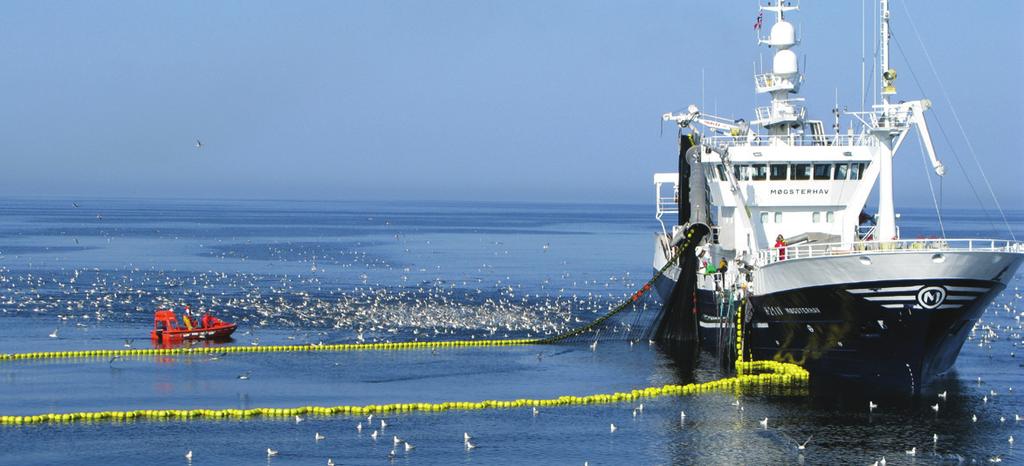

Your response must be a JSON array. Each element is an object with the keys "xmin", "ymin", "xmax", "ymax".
[
  {"xmin": 770, "ymin": 21, "xmax": 796, "ymax": 47},
  {"xmin": 773, "ymin": 49, "xmax": 798, "ymax": 76}
]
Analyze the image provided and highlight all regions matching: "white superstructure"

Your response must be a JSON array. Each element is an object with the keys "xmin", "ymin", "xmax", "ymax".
[{"xmin": 655, "ymin": 0, "xmax": 946, "ymax": 260}]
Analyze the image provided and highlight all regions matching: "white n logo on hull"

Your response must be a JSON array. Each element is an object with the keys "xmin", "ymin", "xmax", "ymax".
[{"xmin": 916, "ymin": 286, "xmax": 947, "ymax": 309}]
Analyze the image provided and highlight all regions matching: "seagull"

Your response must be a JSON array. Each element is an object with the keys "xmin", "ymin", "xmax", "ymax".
[
  {"xmin": 195, "ymin": 139, "xmax": 203, "ymax": 149},
  {"xmin": 1001, "ymin": 416, "xmax": 1007, "ymax": 423},
  {"xmin": 371, "ymin": 430, "xmax": 379, "ymax": 441},
  {"xmin": 933, "ymin": 433, "xmax": 938, "ymax": 444},
  {"xmin": 906, "ymin": 447, "xmax": 916, "ymax": 456},
  {"xmin": 638, "ymin": 403, "xmax": 644, "ymax": 413},
  {"xmin": 879, "ymin": 456, "xmax": 886, "ymax": 466},
  {"xmin": 393, "ymin": 435, "xmax": 402, "ymax": 446},
  {"xmin": 315, "ymin": 432, "xmax": 325, "ymax": 441},
  {"xmin": 972, "ymin": 414, "xmax": 978, "ymax": 423},
  {"xmin": 464, "ymin": 432, "xmax": 472, "ymax": 443},
  {"xmin": 404, "ymin": 442, "xmax": 414, "ymax": 451},
  {"xmin": 797, "ymin": 435, "xmax": 812, "ymax": 450},
  {"xmin": 931, "ymin": 403, "xmax": 940, "ymax": 413},
  {"xmin": 356, "ymin": 422, "xmax": 363, "ymax": 433},
  {"xmin": 533, "ymin": 407, "xmax": 539, "ymax": 416},
  {"xmin": 759, "ymin": 417, "xmax": 769, "ymax": 429},
  {"xmin": 49, "ymin": 328, "xmax": 59, "ymax": 338},
  {"xmin": 295, "ymin": 415, "xmax": 303, "ymax": 424},
  {"xmin": 680, "ymin": 411, "xmax": 686, "ymax": 422},
  {"xmin": 380, "ymin": 419, "xmax": 387, "ymax": 429},
  {"xmin": 388, "ymin": 449, "xmax": 397, "ymax": 460},
  {"xmin": 267, "ymin": 448, "xmax": 278, "ymax": 457},
  {"xmin": 185, "ymin": 450, "xmax": 192, "ymax": 461},
  {"xmin": 590, "ymin": 340, "xmax": 598, "ymax": 351},
  {"xmin": 610, "ymin": 423, "xmax": 617, "ymax": 433},
  {"xmin": 1010, "ymin": 435, "xmax": 1015, "ymax": 445},
  {"xmin": 368, "ymin": 414, "xmax": 374, "ymax": 423},
  {"xmin": 938, "ymin": 390, "xmax": 947, "ymax": 400},
  {"xmin": 868, "ymin": 401, "xmax": 878, "ymax": 412},
  {"xmin": 465, "ymin": 440, "xmax": 476, "ymax": 450},
  {"xmin": 989, "ymin": 456, "xmax": 1002, "ymax": 463},
  {"xmin": 123, "ymin": 339, "xmax": 134, "ymax": 348},
  {"xmin": 327, "ymin": 459, "xmax": 334, "ymax": 466},
  {"xmin": 237, "ymin": 372, "xmax": 250, "ymax": 380}
]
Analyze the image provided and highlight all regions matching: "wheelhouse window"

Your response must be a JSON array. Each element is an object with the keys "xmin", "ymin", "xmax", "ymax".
[
  {"xmin": 850, "ymin": 162, "xmax": 867, "ymax": 180},
  {"xmin": 834, "ymin": 163, "xmax": 849, "ymax": 180},
  {"xmin": 760, "ymin": 212, "xmax": 769, "ymax": 224},
  {"xmin": 733, "ymin": 165, "xmax": 750, "ymax": 181},
  {"xmin": 716, "ymin": 164, "xmax": 728, "ymax": 181},
  {"xmin": 769, "ymin": 164, "xmax": 788, "ymax": 180},
  {"xmin": 826, "ymin": 211, "xmax": 835, "ymax": 223},
  {"xmin": 813, "ymin": 163, "xmax": 831, "ymax": 180},
  {"xmin": 791, "ymin": 164, "xmax": 811, "ymax": 180},
  {"xmin": 751, "ymin": 164, "xmax": 767, "ymax": 181},
  {"xmin": 774, "ymin": 212, "xmax": 783, "ymax": 223},
  {"xmin": 812, "ymin": 212, "xmax": 821, "ymax": 223}
]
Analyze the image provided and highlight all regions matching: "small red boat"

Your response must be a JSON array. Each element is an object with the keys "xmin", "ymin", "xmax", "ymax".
[{"xmin": 150, "ymin": 308, "xmax": 237, "ymax": 342}]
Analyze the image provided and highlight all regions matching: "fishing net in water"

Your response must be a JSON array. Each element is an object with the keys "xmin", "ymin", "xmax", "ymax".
[{"xmin": 535, "ymin": 224, "xmax": 708, "ymax": 345}]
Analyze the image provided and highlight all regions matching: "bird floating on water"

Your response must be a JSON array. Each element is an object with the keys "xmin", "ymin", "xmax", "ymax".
[
  {"xmin": 48, "ymin": 328, "xmax": 59, "ymax": 338},
  {"xmin": 380, "ymin": 419, "xmax": 388, "ymax": 429},
  {"xmin": 295, "ymin": 415, "xmax": 303, "ymax": 424},
  {"xmin": 371, "ymin": 430, "xmax": 379, "ymax": 441},
  {"xmin": 938, "ymin": 390, "xmax": 947, "ymax": 400},
  {"xmin": 973, "ymin": 414, "xmax": 978, "ymax": 423},
  {"xmin": 237, "ymin": 372, "xmax": 250, "ymax": 380},
  {"xmin": 609, "ymin": 423, "xmax": 617, "ymax": 433},
  {"xmin": 931, "ymin": 403, "xmax": 940, "ymax": 413},
  {"xmin": 315, "ymin": 432, "xmax": 325, "ymax": 441},
  {"xmin": 533, "ymin": 407, "xmax": 539, "ymax": 416},
  {"xmin": 759, "ymin": 417, "xmax": 768, "ymax": 429},
  {"xmin": 464, "ymin": 432, "xmax": 472, "ymax": 442},
  {"xmin": 465, "ymin": 440, "xmax": 476, "ymax": 450},
  {"xmin": 267, "ymin": 448, "xmax": 278, "ymax": 457},
  {"xmin": 868, "ymin": 401, "xmax": 878, "ymax": 412},
  {"xmin": 906, "ymin": 447, "xmax": 916, "ymax": 456},
  {"xmin": 356, "ymin": 422, "xmax": 363, "ymax": 433},
  {"xmin": 327, "ymin": 459, "xmax": 334, "ymax": 466},
  {"xmin": 404, "ymin": 442, "xmax": 414, "ymax": 451},
  {"xmin": 393, "ymin": 435, "xmax": 402, "ymax": 446},
  {"xmin": 185, "ymin": 450, "xmax": 192, "ymax": 461}
]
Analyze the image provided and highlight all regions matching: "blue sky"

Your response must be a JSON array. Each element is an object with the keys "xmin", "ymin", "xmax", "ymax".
[{"xmin": 0, "ymin": 1, "xmax": 1020, "ymax": 208}]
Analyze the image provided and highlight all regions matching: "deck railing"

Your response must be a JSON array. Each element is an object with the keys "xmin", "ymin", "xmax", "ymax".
[
  {"xmin": 755, "ymin": 238, "xmax": 1024, "ymax": 266},
  {"xmin": 704, "ymin": 133, "xmax": 877, "ymax": 148}
]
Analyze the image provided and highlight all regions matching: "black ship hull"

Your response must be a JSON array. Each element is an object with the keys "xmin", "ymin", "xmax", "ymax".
[{"xmin": 654, "ymin": 270, "xmax": 1007, "ymax": 393}]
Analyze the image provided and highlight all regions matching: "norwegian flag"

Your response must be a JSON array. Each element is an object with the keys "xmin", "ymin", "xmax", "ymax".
[{"xmin": 754, "ymin": 11, "xmax": 764, "ymax": 30}]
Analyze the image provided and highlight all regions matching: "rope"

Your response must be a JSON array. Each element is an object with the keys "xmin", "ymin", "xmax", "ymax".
[
  {"xmin": 916, "ymin": 130, "xmax": 947, "ymax": 239},
  {"xmin": 898, "ymin": 1, "xmax": 1016, "ymax": 240},
  {"xmin": 0, "ymin": 360, "xmax": 808, "ymax": 425}
]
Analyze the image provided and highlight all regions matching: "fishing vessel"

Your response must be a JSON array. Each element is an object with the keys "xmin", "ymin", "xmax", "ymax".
[{"xmin": 651, "ymin": 1, "xmax": 1023, "ymax": 392}]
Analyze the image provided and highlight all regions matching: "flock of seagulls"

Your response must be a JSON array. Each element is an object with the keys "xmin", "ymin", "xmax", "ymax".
[{"xmin": 3, "ymin": 205, "xmax": 1022, "ymax": 464}]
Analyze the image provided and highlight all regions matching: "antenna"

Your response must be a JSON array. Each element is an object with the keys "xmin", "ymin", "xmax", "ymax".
[{"xmin": 860, "ymin": 0, "xmax": 865, "ymax": 111}]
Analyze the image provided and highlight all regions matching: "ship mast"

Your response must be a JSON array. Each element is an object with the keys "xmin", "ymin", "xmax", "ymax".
[{"xmin": 875, "ymin": 0, "xmax": 897, "ymax": 241}]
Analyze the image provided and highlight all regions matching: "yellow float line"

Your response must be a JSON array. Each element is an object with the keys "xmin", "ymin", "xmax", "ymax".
[
  {"xmin": 0, "ymin": 360, "xmax": 808, "ymax": 425},
  {"xmin": 0, "ymin": 339, "xmax": 540, "ymax": 362}
]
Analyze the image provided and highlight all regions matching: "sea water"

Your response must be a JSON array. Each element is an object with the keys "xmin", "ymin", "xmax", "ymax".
[{"xmin": 0, "ymin": 199, "xmax": 1021, "ymax": 465}]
